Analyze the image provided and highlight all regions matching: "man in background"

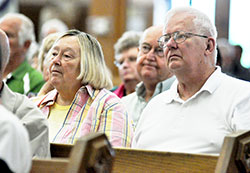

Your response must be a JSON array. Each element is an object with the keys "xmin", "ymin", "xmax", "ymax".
[
  {"xmin": 0, "ymin": 13, "xmax": 44, "ymax": 96},
  {"xmin": 122, "ymin": 25, "xmax": 175, "ymax": 128}
]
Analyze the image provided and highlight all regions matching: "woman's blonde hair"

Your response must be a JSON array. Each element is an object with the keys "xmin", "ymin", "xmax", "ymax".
[{"xmin": 53, "ymin": 29, "xmax": 113, "ymax": 89}]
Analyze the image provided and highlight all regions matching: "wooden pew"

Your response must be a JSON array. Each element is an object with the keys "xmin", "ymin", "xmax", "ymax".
[
  {"xmin": 32, "ymin": 130, "xmax": 250, "ymax": 172},
  {"xmin": 50, "ymin": 144, "xmax": 218, "ymax": 172},
  {"xmin": 31, "ymin": 133, "xmax": 114, "ymax": 173},
  {"xmin": 215, "ymin": 130, "xmax": 250, "ymax": 173}
]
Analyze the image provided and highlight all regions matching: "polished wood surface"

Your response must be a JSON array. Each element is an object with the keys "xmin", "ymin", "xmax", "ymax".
[
  {"xmin": 113, "ymin": 148, "xmax": 218, "ymax": 172},
  {"xmin": 49, "ymin": 144, "xmax": 219, "ymax": 172},
  {"xmin": 31, "ymin": 159, "xmax": 68, "ymax": 173},
  {"xmin": 33, "ymin": 131, "xmax": 250, "ymax": 172}
]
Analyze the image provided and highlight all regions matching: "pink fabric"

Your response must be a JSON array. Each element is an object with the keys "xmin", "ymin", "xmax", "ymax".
[{"xmin": 113, "ymin": 84, "xmax": 126, "ymax": 98}]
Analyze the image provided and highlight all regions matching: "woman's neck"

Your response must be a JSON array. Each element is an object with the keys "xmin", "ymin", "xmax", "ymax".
[
  {"xmin": 124, "ymin": 79, "xmax": 140, "ymax": 95},
  {"xmin": 56, "ymin": 85, "xmax": 81, "ymax": 106}
]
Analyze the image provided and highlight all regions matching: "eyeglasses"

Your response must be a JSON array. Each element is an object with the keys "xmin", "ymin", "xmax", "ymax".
[
  {"xmin": 158, "ymin": 31, "xmax": 208, "ymax": 48},
  {"xmin": 114, "ymin": 56, "xmax": 137, "ymax": 68},
  {"xmin": 139, "ymin": 44, "xmax": 164, "ymax": 57}
]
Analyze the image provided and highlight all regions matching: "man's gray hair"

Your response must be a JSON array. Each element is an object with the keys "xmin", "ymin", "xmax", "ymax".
[
  {"xmin": 114, "ymin": 31, "xmax": 142, "ymax": 61},
  {"xmin": 164, "ymin": 7, "xmax": 217, "ymax": 39},
  {"xmin": 0, "ymin": 13, "xmax": 35, "ymax": 46}
]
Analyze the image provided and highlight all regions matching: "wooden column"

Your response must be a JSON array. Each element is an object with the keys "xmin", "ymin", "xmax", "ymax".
[
  {"xmin": 215, "ymin": 0, "xmax": 230, "ymax": 39},
  {"xmin": 88, "ymin": 0, "xmax": 127, "ymax": 86}
]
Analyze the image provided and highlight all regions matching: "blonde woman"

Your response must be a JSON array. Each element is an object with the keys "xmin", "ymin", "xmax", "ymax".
[{"xmin": 34, "ymin": 29, "xmax": 133, "ymax": 147}]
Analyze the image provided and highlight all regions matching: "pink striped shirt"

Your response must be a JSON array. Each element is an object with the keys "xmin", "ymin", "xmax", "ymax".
[{"xmin": 33, "ymin": 85, "xmax": 133, "ymax": 147}]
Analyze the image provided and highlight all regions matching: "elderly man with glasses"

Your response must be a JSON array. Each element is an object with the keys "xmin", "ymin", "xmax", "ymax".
[
  {"xmin": 132, "ymin": 7, "xmax": 250, "ymax": 154},
  {"xmin": 122, "ymin": 25, "xmax": 175, "ymax": 128}
]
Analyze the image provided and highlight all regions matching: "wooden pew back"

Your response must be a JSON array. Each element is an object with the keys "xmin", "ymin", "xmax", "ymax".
[
  {"xmin": 31, "ymin": 133, "xmax": 114, "ymax": 173},
  {"xmin": 215, "ymin": 130, "xmax": 250, "ymax": 173},
  {"xmin": 113, "ymin": 148, "xmax": 217, "ymax": 172},
  {"xmin": 50, "ymin": 144, "xmax": 218, "ymax": 172},
  {"xmin": 32, "ymin": 130, "xmax": 250, "ymax": 172}
]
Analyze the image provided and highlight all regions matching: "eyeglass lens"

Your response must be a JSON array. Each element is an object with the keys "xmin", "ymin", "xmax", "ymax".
[{"xmin": 140, "ymin": 44, "xmax": 164, "ymax": 57}]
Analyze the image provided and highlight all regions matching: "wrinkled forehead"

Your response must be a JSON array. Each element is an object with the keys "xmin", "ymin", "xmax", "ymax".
[
  {"xmin": 164, "ymin": 13, "xmax": 196, "ymax": 34},
  {"xmin": 54, "ymin": 35, "xmax": 78, "ymax": 46},
  {"xmin": 51, "ymin": 35, "xmax": 80, "ymax": 54}
]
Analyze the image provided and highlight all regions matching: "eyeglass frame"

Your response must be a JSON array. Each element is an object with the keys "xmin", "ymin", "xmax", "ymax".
[
  {"xmin": 158, "ymin": 31, "xmax": 208, "ymax": 48},
  {"xmin": 138, "ymin": 43, "xmax": 164, "ymax": 57}
]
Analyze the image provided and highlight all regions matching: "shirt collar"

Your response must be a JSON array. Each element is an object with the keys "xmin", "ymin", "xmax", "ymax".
[
  {"xmin": 164, "ymin": 66, "xmax": 222, "ymax": 104},
  {"xmin": 40, "ymin": 84, "xmax": 95, "ymax": 106},
  {"xmin": 135, "ymin": 75, "xmax": 176, "ymax": 100},
  {"xmin": 135, "ymin": 82, "xmax": 146, "ymax": 98}
]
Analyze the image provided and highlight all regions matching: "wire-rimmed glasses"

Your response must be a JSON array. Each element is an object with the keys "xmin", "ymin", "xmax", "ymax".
[{"xmin": 158, "ymin": 31, "xmax": 208, "ymax": 48}]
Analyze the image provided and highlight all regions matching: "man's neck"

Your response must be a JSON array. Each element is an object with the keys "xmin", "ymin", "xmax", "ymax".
[
  {"xmin": 123, "ymin": 79, "xmax": 140, "ymax": 95},
  {"xmin": 144, "ymin": 82, "xmax": 158, "ymax": 102},
  {"xmin": 177, "ymin": 67, "xmax": 216, "ymax": 101}
]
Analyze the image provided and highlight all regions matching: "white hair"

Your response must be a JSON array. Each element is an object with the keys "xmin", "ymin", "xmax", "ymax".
[
  {"xmin": 0, "ymin": 13, "xmax": 35, "ymax": 46},
  {"xmin": 164, "ymin": 7, "xmax": 217, "ymax": 39},
  {"xmin": 114, "ymin": 31, "xmax": 142, "ymax": 61},
  {"xmin": 40, "ymin": 18, "xmax": 68, "ymax": 41}
]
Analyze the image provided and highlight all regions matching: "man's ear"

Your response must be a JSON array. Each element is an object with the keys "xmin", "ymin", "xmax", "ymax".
[
  {"xmin": 205, "ymin": 38, "xmax": 215, "ymax": 55},
  {"xmin": 23, "ymin": 40, "xmax": 31, "ymax": 52}
]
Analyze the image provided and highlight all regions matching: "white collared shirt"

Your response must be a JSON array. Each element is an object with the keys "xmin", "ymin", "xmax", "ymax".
[{"xmin": 132, "ymin": 67, "xmax": 250, "ymax": 154}]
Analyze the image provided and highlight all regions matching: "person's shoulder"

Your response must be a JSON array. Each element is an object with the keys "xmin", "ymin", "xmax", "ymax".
[
  {"xmin": 96, "ymin": 88, "xmax": 129, "ymax": 111},
  {"xmin": 97, "ymin": 88, "xmax": 122, "ymax": 102},
  {"xmin": 217, "ymin": 74, "xmax": 250, "ymax": 99},
  {"xmin": 110, "ymin": 86, "xmax": 118, "ymax": 92},
  {"xmin": 223, "ymin": 74, "xmax": 250, "ymax": 89},
  {"xmin": 149, "ymin": 89, "xmax": 172, "ymax": 105},
  {"xmin": 3, "ymin": 84, "xmax": 27, "ymax": 100},
  {"xmin": 28, "ymin": 66, "xmax": 44, "ymax": 80},
  {"xmin": 122, "ymin": 91, "xmax": 136, "ymax": 102}
]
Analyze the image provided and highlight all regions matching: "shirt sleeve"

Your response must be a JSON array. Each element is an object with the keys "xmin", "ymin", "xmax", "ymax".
[
  {"xmin": 14, "ymin": 94, "xmax": 50, "ymax": 158},
  {"xmin": 231, "ymin": 93, "xmax": 250, "ymax": 131},
  {"xmin": 98, "ymin": 95, "xmax": 134, "ymax": 147}
]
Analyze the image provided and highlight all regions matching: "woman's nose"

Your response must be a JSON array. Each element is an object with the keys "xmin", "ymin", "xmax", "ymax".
[{"xmin": 51, "ymin": 55, "xmax": 61, "ymax": 66}]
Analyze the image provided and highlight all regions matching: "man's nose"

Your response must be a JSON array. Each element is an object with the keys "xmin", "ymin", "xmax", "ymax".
[
  {"xmin": 146, "ymin": 48, "xmax": 157, "ymax": 61},
  {"xmin": 166, "ymin": 37, "xmax": 178, "ymax": 49}
]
